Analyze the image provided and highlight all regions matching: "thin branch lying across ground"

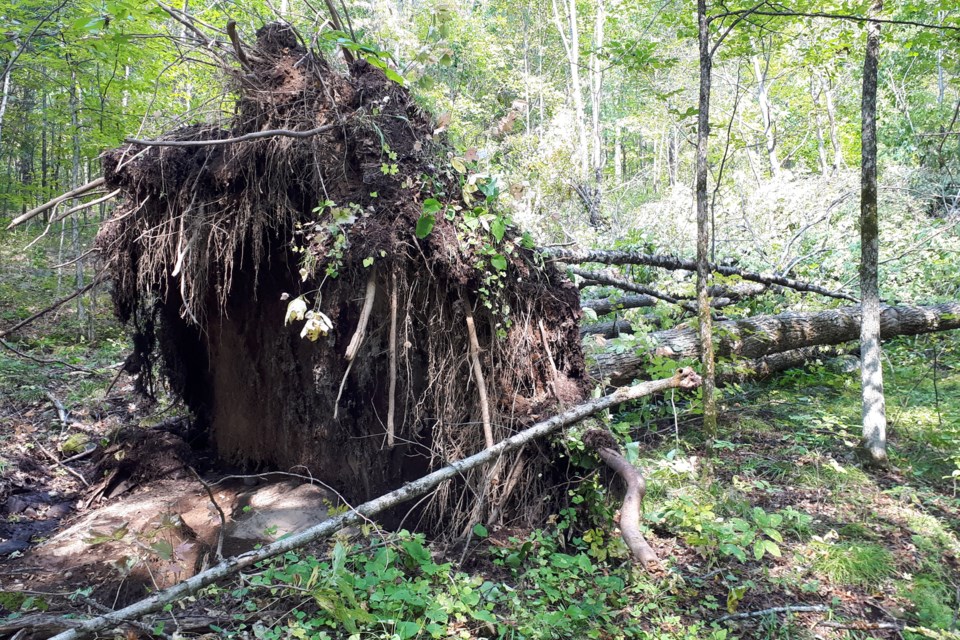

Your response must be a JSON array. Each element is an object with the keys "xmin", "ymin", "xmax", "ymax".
[
  {"xmin": 715, "ymin": 605, "xmax": 830, "ymax": 622},
  {"xmin": 46, "ymin": 368, "xmax": 703, "ymax": 640},
  {"xmin": 0, "ymin": 276, "xmax": 107, "ymax": 340}
]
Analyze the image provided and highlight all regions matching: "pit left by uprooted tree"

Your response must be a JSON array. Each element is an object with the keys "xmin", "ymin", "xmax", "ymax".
[{"xmin": 96, "ymin": 22, "xmax": 586, "ymax": 533}]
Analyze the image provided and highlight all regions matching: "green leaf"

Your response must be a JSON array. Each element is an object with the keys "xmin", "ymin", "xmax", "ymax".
[
  {"xmin": 472, "ymin": 523, "xmax": 489, "ymax": 538},
  {"xmin": 415, "ymin": 213, "xmax": 436, "ymax": 239},
  {"xmin": 764, "ymin": 540, "xmax": 782, "ymax": 557},
  {"xmin": 490, "ymin": 217, "xmax": 506, "ymax": 243},
  {"xmin": 422, "ymin": 198, "xmax": 442, "ymax": 214},
  {"xmin": 490, "ymin": 254, "xmax": 507, "ymax": 271},
  {"xmin": 384, "ymin": 68, "xmax": 406, "ymax": 85},
  {"xmin": 472, "ymin": 609, "xmax": 497, "ymax": 623},
  {"xmin": 753, "ymin": 540, "xmax": 766, "ymax": 560},
  {"xmin": 395, "ymin": 621, "xmax": 421, "ymax": 639}
]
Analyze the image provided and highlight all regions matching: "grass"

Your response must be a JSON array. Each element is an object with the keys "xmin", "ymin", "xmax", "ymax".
[{"xmin": 808, "ymin": 540, "xmax": 895, "ymax": 588}]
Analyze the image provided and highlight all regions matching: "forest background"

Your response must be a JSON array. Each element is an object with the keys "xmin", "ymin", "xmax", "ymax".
[{"xmin": 1, "ymin": 0, "xmax": 960, "ymax": 638}]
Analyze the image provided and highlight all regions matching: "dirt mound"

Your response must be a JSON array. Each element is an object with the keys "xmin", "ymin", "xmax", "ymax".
[{"xmin": 96, "ymin": 23, "xmax": 585, "ymax": 533}]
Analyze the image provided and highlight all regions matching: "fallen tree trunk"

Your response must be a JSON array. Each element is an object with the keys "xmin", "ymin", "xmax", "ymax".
[
  {"xmin": 548, "ymin": 247, "xmax": 858, "ymax": 302},
  {"xmin": 589, "ymin": 302, "xmax": 960, "ymax": 384},
  {"xmin": 47, "ymin": 368, "xmax": 702, "ymax": 640}
]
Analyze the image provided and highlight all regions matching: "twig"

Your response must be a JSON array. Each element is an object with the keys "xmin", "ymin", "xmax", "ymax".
[
  {"xmin": 189, "ymin": 467, "xmax": 225, "ymax": 562},
  {"xmin": 45, "ymin": 391, "xmax": 70, "ymax": 429},
  {"xmin": 0, "ymin": 275, "xmax": 106, "ymax": 339},
  {"xmin": 386, "ymin": 272, "xmax": 398, "ymax": 448},
  {"xmin": 716, "ymin": 605, "xmax": 830, "ymax": 623},
  {"xmin": 48, "ymin": 369, "xmax": 704, "ymax": 640},
  {"xmin": 60, "ymin": 444, "xmax": 97, "ymax": 465},
  {"xmin": 52, "ymin": 248, "xmax": 100, "ymax": 270},
  {"xmin": 32, "ymin": 438, "xmax": 89, "ymax": 487},
  {"xmin": 461, "ymin": 293, "xmax": 494, "ymax": 449},
  {"xmin": 50, "ymin": 189, "xmax": 120, "ymax": 224},
  {"xmin": 125, "ymin": 123, "xmax": 340, "ymax": 147},
  {"xmin": 6, "ymin": 177, "xmax": 106, "ymax": 229},
  {"xmin": 816, "ymin": 620, "xmax": 903, "ymax": 631}
]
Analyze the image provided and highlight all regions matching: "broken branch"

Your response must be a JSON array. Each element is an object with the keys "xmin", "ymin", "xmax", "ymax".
[
  {"xmin": 50, "ymin": 189, "xmax": 121, "ymax": 223},
  {"xmin": 547, "ymin": 247, "xmax": 858, "ymax": 302},
  {"xmin": 47, "ymin": 369, "xmax": 702, "ymax": 640},
  {"xmin": 6, "ymin": 177, "xmax": 106, "ymax": 230},
  {"xmin": 125, "ymin": 123, "xmax": 340, "ymax": 147}
]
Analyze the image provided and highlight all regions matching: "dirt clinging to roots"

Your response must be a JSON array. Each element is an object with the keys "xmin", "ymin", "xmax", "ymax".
[{"xmin": 97, "ymin": 23, "xmax": 586, "ymax": 532}]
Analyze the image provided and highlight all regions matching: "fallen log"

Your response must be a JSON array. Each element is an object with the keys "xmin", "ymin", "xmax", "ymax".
[
  {"xmin": 547, "ymin": 247, "xmax": 857, "ymax": 303},
  {"xmin": 46, "ymin": 368, "xmax": 702, "ymax": 640},
  {"xmin": 589, "ymin": 302, "xmax": 960, "ymax": 384}
]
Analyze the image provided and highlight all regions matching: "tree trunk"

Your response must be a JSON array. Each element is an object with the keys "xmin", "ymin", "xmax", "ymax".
[
  {"xmin": 824, "ymin": 76, "xmax": 844, "ymax": 173},
  {"xmin": 589, "ymin": 302, "xmax": 960, "ymax": 384},
  {"xmin": 859, "ymin": 0, "xmax": 886, "ymax": 465},
  {"xmin": 696, "ymin": 0, "xmax": 717, "ymax": 437},
  {"xmin": 752, "ymin": 52, "xmax": 780, "ymax": 178}
]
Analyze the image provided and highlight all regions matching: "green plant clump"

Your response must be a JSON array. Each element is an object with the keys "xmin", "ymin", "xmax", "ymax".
[{"xmin": 810, "ymin": 541, "xmax": 894, "ymax": 588}]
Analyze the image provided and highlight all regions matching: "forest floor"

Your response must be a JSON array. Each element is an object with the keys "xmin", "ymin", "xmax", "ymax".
[{"xmin": 1, "ymin": 231, "xmax": 959, "ymax": 639}]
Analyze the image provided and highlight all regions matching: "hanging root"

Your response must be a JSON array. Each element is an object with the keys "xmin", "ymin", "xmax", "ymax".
[
  {"xmin": 335, "ymin": 269, "xmax": 378, "ymax": 420},
  {"xmin": 584, "ymin": 429, "xmax": 661, "ymax": 570},
  {"xmin": 387, "ymin": 271, "xmax": 398, "ymax": 447},
  {"xmin": 461, "ymin": 293, "xmax": 493, "ymax": 449},
  {"xmin": 345, "ymin": 269, "xmax": 378, "ymax": 361}
]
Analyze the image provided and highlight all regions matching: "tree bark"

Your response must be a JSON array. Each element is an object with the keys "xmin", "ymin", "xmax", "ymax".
[
  {"xmin": 696, "ymin": 0, "xmax": 717, "ymax": 437},
  {"xmin": 859, "ymin": 0, "xmax": 886, "ymax": 465},
  {"xmin": 589, "ymin": 302, "xmax": 960, "ymax": 384}
]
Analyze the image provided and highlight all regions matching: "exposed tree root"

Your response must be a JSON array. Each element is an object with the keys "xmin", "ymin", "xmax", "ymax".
[
  {"xmin": 462, "ymin": 293, "xmax": 494, "ymax": 449},
  {"xmin": 584, "ymin": 429, "xmax": 659, "ymax": 569}
]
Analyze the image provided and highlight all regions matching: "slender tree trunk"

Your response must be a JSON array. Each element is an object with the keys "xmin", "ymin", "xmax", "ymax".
[
  {"xmin": 696, "ymin": 0, "xmax": 717, "ymax": 437},
  {"xmin": 588, "ymin": 0, "xmax": 605, "ymax": 223},
  {"xmin": 859, "ymin": 0, "xmax": 886, "ymax": 466},
  {"xmin": 810, "ymin": 73, "xmax": 830, "ymax": 175},
  {"xmin": 752, "ymin": 52, "xmax": 780, "ymax": 178},
  {"xmin": 824, "ymin": 76, "xmax": 844, "ymax": 172},
  {"xmin": 69, "ymin": 69, "xmax": 85, "ymax": 324},
  {"xmin": 552, "ymin": 0, "xmax": 589, "ymax": 182},
  {"xmin": 0, "ymin": 68, "xmax": 11, "ymax": 149}
]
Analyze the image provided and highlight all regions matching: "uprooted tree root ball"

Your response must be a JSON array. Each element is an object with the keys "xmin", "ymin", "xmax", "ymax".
[{"xmin": 96, "ymin": 23, "xmax": 586, "ymax": 533}]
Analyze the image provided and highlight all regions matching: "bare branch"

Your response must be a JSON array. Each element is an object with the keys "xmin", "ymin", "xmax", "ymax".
[
  {"xmin": 125, "ymin": 123, "xmax": 340, "ymax": 147},
  {"xmin": 547, "ymin": 248, "xmax": 858, "ymax": 302},
  {"xmin": 6, "ymin": 178, "xmax": 106, "ymax": 230}
]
